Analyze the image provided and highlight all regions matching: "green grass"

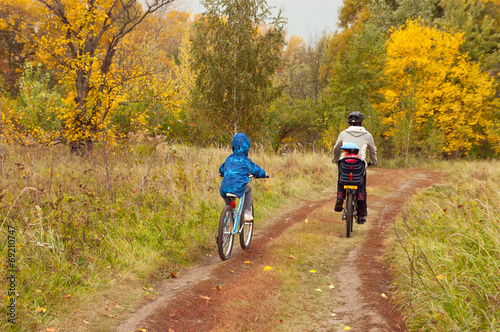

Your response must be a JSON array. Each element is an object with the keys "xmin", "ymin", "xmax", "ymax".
[
  {"xmin": 215, "ymin": 202, "xmax": 369, "ymax": 332},
  {"xmin": 0, "ymin": 142, "xmax": 337, "ymax": 331},
  {"xmin": 269, "ymin": 205, "xmax": 366, "ymax": 331},
  {"xmin": 387, "ymin": 160, "xmax": 500, "ymax": 331}
]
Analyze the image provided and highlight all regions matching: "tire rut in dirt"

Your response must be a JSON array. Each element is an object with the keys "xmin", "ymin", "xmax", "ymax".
[{"xmin": 118, "ymin": 198, "xmax": 333, "ymax": 332}]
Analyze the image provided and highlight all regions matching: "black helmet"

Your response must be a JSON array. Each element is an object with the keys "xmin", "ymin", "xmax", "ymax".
[{"xmin": 348, "ymin": 111, "xmax": 364, "ymax": 126}]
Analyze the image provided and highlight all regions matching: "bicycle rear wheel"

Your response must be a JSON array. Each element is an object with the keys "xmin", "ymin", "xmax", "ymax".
[
  {"xmin": 218, "ymin": 206, "xmax": 235, "ymax": 260},
  {"xmin": 240, "ymin": 202, "xmax": 254, "ymax": 249},
  {"xmin": 345, "ymin": 192, "xmax": 354, "ymax": 238}
]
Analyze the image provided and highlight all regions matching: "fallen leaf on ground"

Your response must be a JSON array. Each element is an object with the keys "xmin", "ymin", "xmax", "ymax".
[
  {"xmin": 216, "ymin": 285, "xmax": 222, "ymax": 290},
  {"xmin": 315, "ymin": 289, "xmax": 323, "ymax": 292},
  {"xmin": 82, "ymin": 320, "xmax": 89, "ymax": 324},
  {"xmin": 263, "ymin": 266, "xmax": 273, "ymax": 271},
  {"xmin": 113, "ymin": 302, "xmax": 122, "ymax": 308},
  {"xmin": 304, "ymin": 219, "xmax": 309, "ymax": 223},
  {"xmin": 436, "ymin": 274, "xmax": 444, "ymax": 280},
  {"xmin": 344, "ymin": 327, "xmax": 351, "ymax": 330},
  {"xmin": 104, "ymin": 305, "xmax": 110, "ymax": 311},
  {"xmin": 331, "ymin": 313, "xmax": 336, "ymax": 316},
  {"xmin": 169, "ymin": 309, "xmax": 179, "ymax": 317},
  {"xmin": 200, "ymin": 295, "xmax": 211, "ymax": 302},
  {"xmin": 288, "ymin": 254, "xmax": 297, "ymax": 259},
  {"xmin": 244, "ymin": 261, "xmax": 253, "ymax": 264},
  {"xmin": 103, "ymin": 313, "xmax": 116, "ymax": 318},
  {"xmin": 329, "ymin": 285, "xmax": 335, "ymax": 289},
  {"xmin": 138, "ymin": 329, "xmax": 147, "ymax": 332},
  {"xmin": 63, "ymin": 294, "xmax": 72, "ymax": 299},
  {"xmin": 309, "ymin": 270, "xmax": 317, "ymax": 273},
  {"xmin": 170, "ymin": 271, "xmax": 177, "ymax": 278},
  {"xmin": 46, "ymin": 328, "xmax": 56, "ymax": 332},
  {"xmin": 381, "ymin": 293, "xmax": 388, "ymax": 299},
  {"xmin": 37, "ymin": 306, "xmax": 46, "ymax": 313}
]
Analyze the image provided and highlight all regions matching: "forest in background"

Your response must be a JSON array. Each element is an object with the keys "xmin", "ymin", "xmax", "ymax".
[{"xmin": 0, "ymin": 0, "xmax": 499, "ymax": 158}]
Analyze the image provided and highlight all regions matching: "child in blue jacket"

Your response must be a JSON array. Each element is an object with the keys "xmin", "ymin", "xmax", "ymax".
[{"xmin": 219, "ymin": 133, "xmax": 268, "ymax": 220}]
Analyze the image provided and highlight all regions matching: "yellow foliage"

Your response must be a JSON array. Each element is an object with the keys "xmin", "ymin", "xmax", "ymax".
[
  {"xmin": 1, "ymin": 0, "xmax": 192, "ymax": 147},
  {"xmin": 377, "ymin": 19, "xmax": 498, "ymax": 156}
]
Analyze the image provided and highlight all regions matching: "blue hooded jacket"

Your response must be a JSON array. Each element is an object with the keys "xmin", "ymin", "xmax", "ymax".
[{"xmin": 219, "ymin": 133, "xmax": 267, "ymax": 198}]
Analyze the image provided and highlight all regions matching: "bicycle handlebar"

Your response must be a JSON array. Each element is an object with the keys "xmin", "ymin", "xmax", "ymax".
[{"xmin": 220, "ymin": 174, "xmax": 270, "ymax": 178}]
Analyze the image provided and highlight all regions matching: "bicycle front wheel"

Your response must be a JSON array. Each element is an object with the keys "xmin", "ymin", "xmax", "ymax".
[
  {"xmin": 345, "ymin": 192, "xmax": 354, "ymax": 238},
  {"xmin": 218, "ymin": 206, "xmax": 235, "ymax": 260},
  {"xmin": 240, "ymin": 202, "xmax": 254, "ymax": 249}
]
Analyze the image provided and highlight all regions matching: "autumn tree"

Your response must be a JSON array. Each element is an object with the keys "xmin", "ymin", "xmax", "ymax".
[
  {"xmin": 0, "ymin": 19, "xmax": 35, "ymax": 96},
  {"xmin": 377, "ymin": 19, "xmax": 498, "ymax": 157},
  {"xmin": 190, "ymin": 0, "xmax": 286, "ymax": 139},
  {"xmin": 1, "ymin": 0, "xmax": 176, "ymax": 152},
  {"xmin": 113, "ymin": 10, "xmax": 194, "ymax": 140},
  {"xmin": 370, "ymin": 0, "xmax": 500, "ymax": 73},
  {"xmin": 279, "ymin": 34, "xmax": 330, "ymax": 101},
  {"xmin": 437, "ymin": 0, "xmax": 500, "ymax": 73},
  {"xmin": 321, "ymin": 21, "xmax": 387, "ymax": 152}
]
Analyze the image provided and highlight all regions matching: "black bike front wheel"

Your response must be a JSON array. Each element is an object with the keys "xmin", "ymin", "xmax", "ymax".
[
  {"xmin": 345, "ymin": 192, "xmax": 354, "ymax": 238},
  {"xmin": 240, "ymin": 202, "xmax": 254, "ymax": 249},
  {"xmin": 218, "ymin": 206, "xmax": 235, "ymax": 260}
]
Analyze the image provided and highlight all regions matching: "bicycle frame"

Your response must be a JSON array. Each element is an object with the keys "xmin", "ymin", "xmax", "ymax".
[
  {"xmin": 218, "ymin": 176, "xmax": 257, "ymax": 260},
  {"xmin": 227, "ymin": 192, "xmax": 248, "ymax": 235}
]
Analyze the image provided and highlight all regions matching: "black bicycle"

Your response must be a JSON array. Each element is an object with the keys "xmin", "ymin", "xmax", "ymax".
[{"xmin": 338, "ymin": 157, "xmax": 366, "ymax": 238}]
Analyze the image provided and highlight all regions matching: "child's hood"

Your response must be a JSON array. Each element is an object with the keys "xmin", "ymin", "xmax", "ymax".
[{"xmin": 232, "ymin": 133, "xmax": 251, "ymax": 156}]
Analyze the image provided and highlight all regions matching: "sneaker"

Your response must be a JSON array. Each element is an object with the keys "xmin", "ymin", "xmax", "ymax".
[
  {"xmin": 243, "ymin": 209, "xmax": 253, "ymax": 221},
  {"xmin": 357, "ymin": 216, "xmax": 366, "ymax": 224},
  {"xmin": 334, "ymin": 199, "xmax": 344, "ymax": 212}
]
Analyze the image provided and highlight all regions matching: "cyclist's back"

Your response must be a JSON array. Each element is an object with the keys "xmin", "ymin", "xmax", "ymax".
[
  {"xmin": 219, "ymin": 133, "xmax": 268, "ymax": 221},
  {"xmin": 332, "ymin": 112, "xmax": 377, "ymax": 224},
  {"xmin": 333, "ymin": 128, "xmax": 377, "ymax": 166}
]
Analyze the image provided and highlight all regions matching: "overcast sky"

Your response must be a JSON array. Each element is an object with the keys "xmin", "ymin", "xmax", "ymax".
[{"xmin": 179, "ymin": 0, "xmax": 344, "ymax": 42}]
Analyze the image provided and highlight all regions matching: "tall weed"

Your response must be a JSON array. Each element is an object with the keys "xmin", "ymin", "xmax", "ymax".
[
  {"xmin": 0, "ymin": 143, "xmax": 336, "ymax": 330},
  {"xmin": 389, "ymin": 161, "xmax": 500, "ymax": 331}
]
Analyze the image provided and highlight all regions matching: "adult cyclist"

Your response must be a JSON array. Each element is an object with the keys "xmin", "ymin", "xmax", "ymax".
[{"xmin": 332, "ymin": 111, "xmax": 377, "ymax": 224}]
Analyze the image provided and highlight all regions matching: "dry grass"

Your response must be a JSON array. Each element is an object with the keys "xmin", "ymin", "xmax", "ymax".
[
  {"xmin": 0, "ymin": 142, "xmax": 337, "ymax": 331},
  {"xmin": 388, "ymin": 160, "xmax": 500, "ymax": 331}
]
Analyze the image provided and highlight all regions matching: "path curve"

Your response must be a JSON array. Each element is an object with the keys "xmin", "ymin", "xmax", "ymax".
[{"xmin": 117, "ymin": 168, "xmax": 441, "ymax": 332}]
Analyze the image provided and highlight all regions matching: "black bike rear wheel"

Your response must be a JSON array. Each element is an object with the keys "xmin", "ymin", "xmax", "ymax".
[
  {"xmin": 240, "ymin": 202, "xmax": 254, "ymax": 249},
  {"xmin": 345, "ymin": 192, "xmax": 354, "ymax": 238},
  {"xmin": 218, "ymin": 206, "xmax": 234, "ymax": 260}
]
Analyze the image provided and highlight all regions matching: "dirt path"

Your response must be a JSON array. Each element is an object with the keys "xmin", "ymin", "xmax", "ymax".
[{"xmin": 117, "ymin": 168, "xmax": 441, "ymax": 332}]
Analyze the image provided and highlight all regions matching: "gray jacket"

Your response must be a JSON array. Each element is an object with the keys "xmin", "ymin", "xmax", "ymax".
[{"xmin": 333, "ymin": 126, "xmax": 378, "ymax": 165}]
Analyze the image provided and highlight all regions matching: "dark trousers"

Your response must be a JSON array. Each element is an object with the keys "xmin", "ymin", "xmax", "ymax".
[
  {"xmin": 224, "ymin": 184, "xmax": 252, "ymax": 211},
  {"xmin": 337, "ymin": 174, "xmax": 367, "ymax": 217}
]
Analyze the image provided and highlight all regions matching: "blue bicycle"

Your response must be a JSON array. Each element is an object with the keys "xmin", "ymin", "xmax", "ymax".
[{"xmin": 217, "ymin": 176, "xmax": 264, "ymax": 261}]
